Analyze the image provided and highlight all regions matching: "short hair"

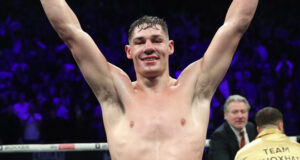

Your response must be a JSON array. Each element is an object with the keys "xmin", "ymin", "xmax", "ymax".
[
  {"xmin": 255, "ymin": 107, "xmax": 283, "ymax": 127},
  {"xmin": 128, "ymin": 15, "xmax": 169, "ymax": 42},
  {"xmin": 223, "ymin": 95, "xmax": 251, "ymax": 113}
]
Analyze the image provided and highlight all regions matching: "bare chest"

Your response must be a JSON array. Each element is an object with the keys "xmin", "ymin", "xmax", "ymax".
[
  {"xmin": 109, "ymin": 92, "xmax": 204, "ymax": 143},
  {"xmin": 128, "ymin": 98, "xmax": 190, "ymax": 139},
  {"xmin": 105, "ymin": 91, "xmax": 208, "ymax": 160}
]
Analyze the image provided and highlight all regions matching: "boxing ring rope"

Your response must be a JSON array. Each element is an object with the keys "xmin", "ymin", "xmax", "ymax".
[
  {"xmin": 0, "ymin": 137, "xmax": 299, "ymax": 153},
  {"xmin": 0, "ymin": 143, "xmax": 109, "ymax": 153},
  {"xmin": 2, "ymin": 140, "xmax": 208, "ymax": 153}
]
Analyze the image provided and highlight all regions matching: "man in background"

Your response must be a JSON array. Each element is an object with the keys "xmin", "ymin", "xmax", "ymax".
[
  {"xmin": 235, "ymin": 107, "xmax": 300, "ymax": 160},
  {"xmin": 209, "ymin": 95, "xmax": 257, "ymax": 160}
]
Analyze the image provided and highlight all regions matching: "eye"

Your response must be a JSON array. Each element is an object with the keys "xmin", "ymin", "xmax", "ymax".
[
  {"xmin": 134, "ymin": 40, "xmax": 144, "ymax": 45},
  {"xmin": 153, "ymin": 39, "xmax": 163, "ymax": 43},
  {"xmin": 241, "ymin": 110, "xmax": 247, "ymax": 114},
  {"xmin": 232, "ymin": 111, "xmax": 238, "ymax": 114}
]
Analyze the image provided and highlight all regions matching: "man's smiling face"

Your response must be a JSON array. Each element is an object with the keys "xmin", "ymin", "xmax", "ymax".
[{"xmin": 125, "ymin": 24, "xmax": 174, "ymax": 78}]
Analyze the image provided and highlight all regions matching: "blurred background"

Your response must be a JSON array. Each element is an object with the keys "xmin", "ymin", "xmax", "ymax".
[{"xmin": 0, "ymin": 0, "xmax": 299, "ymax": 159}]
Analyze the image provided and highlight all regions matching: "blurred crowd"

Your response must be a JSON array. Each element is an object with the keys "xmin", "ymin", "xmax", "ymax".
[{"xmin": 0, "ymin": 0, "xmax": 299, "ymax": 145}]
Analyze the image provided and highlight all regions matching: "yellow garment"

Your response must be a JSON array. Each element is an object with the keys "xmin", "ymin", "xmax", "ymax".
[{"xmin": 235, "ymin": 128, "xmax": 300, "ymax": 160}]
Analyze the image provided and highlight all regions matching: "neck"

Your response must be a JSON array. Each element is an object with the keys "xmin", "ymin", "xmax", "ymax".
[
  {"xmin": 228, "ymin": 123, "xmax": 244, "ymax": 132},
  {"xmin": 258, "ymin": 123, "xmax": 283, "ymax": 133},
  {"xmin": 135, "ymin": 71, "xmax": 176, "ymax": 93}
]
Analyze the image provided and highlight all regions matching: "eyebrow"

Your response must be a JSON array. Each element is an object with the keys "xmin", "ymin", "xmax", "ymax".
[{"xmin": 132, "ymin": 34, "xmax": 163, "ymax": 42}]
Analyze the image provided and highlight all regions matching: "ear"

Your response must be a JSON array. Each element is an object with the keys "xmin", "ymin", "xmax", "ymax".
[
  {"xmin": 168, "ymin": 40, "xmax": 174, "ymax": 55},
  {"xmin": 125, "ymin": 45, "xmax": 132, "ymax": 59},
  {"xmin": 256, "ymin": 126, "xmax": 260, "ymax": 133},
  {"xmin": 277, "ymin": 121, "xmax": 284, "ymax": 132},
  {"xmin": 224, "ymin": 112, "xmax": 228, "ymax": 120}
]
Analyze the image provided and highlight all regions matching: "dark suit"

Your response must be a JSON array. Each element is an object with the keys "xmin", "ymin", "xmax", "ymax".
[{"xmin": 208, "ymin": 121, "xmax": 257, "ymax": 160}]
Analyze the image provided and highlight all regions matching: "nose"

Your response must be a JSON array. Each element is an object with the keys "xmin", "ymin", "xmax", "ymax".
[
  {"xmin": 144, "ymin": 40, "xmax": 155, "ymax": 55},
  {"xmin": 237, "ymin": 111, "xmax": 244, "ymax": 118}
]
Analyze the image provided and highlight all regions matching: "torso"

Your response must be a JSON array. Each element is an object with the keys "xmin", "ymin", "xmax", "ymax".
[{"xmin": 99, "ymin": 71, "xmax": 211, "ymax": 160}]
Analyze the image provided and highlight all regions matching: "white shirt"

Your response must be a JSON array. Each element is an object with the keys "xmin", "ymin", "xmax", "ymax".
[{"xmin": 229, "ymin": 125, "xmax": 250, "ymax": 148}]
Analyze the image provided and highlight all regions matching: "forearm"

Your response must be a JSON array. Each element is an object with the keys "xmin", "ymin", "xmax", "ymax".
[
  {"xmin": 224, "ymin": 0, "xmax": 259, "ymax": 33},
  {"xmin": 40, "ymin": 0, "xmax": 81, "ymax": 41}
]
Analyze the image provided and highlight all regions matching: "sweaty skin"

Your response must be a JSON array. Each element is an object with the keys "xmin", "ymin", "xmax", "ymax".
[
  {"xmin": 105, "ymin": 78, "xmax": 210, "ymax": 160},
  {"xmin": 40, "ymin": 0, "xmax": 258, "ymax": 159},
  {"xmin": 102, "ymin": 26, "xmax": 211, "ymax": 160}
]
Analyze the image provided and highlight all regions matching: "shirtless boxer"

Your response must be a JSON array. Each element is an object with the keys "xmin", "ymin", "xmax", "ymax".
[{"xmin": 40, "ymin": 0, "xmax": 258, "ymax": 159}]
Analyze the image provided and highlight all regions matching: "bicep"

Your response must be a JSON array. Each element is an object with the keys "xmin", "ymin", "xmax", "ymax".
[
  {"xmin": 179, "ymin": 24, "xmax": 243, "ymax": 99},
  {"xmin": 200, "ymin": 24, "xmax": 244, "ymax": 89},
  {"xmin": 67, "ymin": 30, "xmax": 117, "ymax": 98}
]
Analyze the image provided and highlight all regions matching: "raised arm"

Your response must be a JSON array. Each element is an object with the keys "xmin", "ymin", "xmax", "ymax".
[
  {"xmin": 40, "ymin": 0, "xmax": 117, "ymax": 102},
  {"xmin": 189, "ymin": 0, "xmax": 259, "ymax": 97}
]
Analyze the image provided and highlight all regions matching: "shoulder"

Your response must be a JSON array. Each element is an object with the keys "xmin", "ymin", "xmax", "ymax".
[
  {"xmin": 245, "ymin": 122, "xmax": 257, "ymax": 132},
  {"xmin": 234, "ymin": 139, "xmax": 261, "ymax": 159},
  {"xmin": 211, "ymin": 122, "xmax": 231, "ymax": 138},
  {"xmin": 246, "ymin": 121, "xmax": 255, "ymax": 127},
  {"xmin": 245, "ymin": 121, "xmax": 257, "ymax": 139},
  {"xmin": 177, "ymin": 59, "xmax": 212, "ymax": 93},
  {"xmin": 289, "ymin": 140, "xmax": 300, "ymax": 149}
]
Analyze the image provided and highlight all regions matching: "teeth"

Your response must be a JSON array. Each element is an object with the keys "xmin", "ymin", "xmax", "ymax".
[{"xmin": 144, "ymin": 58, "xmax": 156, "ymax": 61}]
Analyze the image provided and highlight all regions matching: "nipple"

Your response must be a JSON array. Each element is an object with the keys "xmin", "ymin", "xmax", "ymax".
[
  {"xmin": 130, "ymin": 121, "xmax": 135, "ymax": 128},
  {"xmin": 181, "ymin": 118, "xmax": 186, "ymax": 126}
]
